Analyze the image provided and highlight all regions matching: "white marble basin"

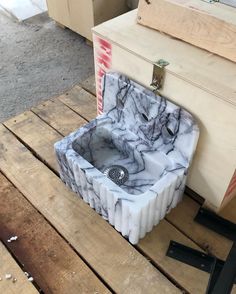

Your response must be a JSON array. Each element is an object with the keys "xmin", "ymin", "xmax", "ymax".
[{"xmin": 55, "ymin": 72, "xmax": 199, "ymax": 244}]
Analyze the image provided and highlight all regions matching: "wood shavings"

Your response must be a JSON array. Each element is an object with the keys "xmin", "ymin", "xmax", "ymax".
[{"xmin": 5, "ymin": 274, "xmax": 12, "ymax": 280}]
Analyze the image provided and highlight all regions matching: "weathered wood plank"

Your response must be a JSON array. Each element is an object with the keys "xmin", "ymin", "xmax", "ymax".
[
  {"xmin": 137, "ymin": 0, "xmax": 236, "ymax": 62},
  {"xmin": 31, "ymin": 98, "xmax": 87, "ymax": 137},
  {"xmin": 0, "ymin": 242, "xmax": 38, "ymax": 294},
  {"xmin": 4, "ymin": 111, "xmax": 61, "ymax": 173},
  {"xmin": 0, "ymin": 173, "xmax": 109, "ymax": 294},
  {"xmin": 59, "ymin": 86, "xmax": 97, "ymax": 121},
  {"xmin": 80, "ymin": 75, "xmax": 96, "ymax": 96},
  {"xmin": 0, "ymin": 125, "xmax": 179, "ymax": 294}
]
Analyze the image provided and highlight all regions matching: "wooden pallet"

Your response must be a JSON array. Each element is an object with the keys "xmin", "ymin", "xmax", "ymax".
[{"xmin": 0, "ymin": 76, "xmax": 235, "ymax": 294}]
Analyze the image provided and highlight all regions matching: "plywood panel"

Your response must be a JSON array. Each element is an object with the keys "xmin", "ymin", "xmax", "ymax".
[
  {"xmin": 68, "ymin": 0, "xmax": 94, "ymax": 40},
  {"xmin": 93, "ymin": 0, "xmax": 128, "ymax": 26},
  {"xmin": 46, "ymin": 0, "xmax": 70, "ymax": 28},
  {"xmin": 47, "ymin": 0, "xmax": 129, "ymax": 41}
]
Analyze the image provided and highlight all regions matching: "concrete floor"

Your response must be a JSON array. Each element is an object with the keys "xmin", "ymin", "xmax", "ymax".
[{"xmin": 0, "ymin": 10, "xmax": 94, "ymax": 122}]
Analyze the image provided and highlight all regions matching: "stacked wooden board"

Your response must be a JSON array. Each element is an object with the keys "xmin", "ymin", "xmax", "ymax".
[
  {"xmin": 137, "ymin": 0, "xmax": 236, "ymax": 63},
  {"xmin": 0, "ymin": 77, "xmax": 236, "ymax": 293},
  {"xmin": 92, "ymin": 10, "xmax": 236, "ymax": 211}
]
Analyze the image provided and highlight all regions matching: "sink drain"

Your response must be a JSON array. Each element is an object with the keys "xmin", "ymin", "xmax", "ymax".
[{"xmin": 103, "ymin": 165, "xmax": 129, "ymax": 186}]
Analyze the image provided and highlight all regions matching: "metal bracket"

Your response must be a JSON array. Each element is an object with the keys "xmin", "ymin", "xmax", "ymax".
[
  {"xmin": 166, "ymin": 241, "xmax": 236, "ymax": 293},
  {"xmin": 207, "ymin": 258, "xmax": 224, "ymax": 294},
  {"xmin": 194, "ymin": 207, "xmax": 236, "ymax": 241},
  {"xmin": 211, "ymin": 242, "xmax": 236, "ymax": 294},
  {"xmin": 167, "ymin": 240, "xmax": 217, "ymax": 273},
  {"xmin": 194, "ymin": 207, "xmax": 236, "ymax": 294},
  {"xmin": 151, "ymin": 59, "xmax": 169, "ymax": 92},
  {"xmin": 166, "ymin": 241, "xmax": 235, "ymax": 278}
]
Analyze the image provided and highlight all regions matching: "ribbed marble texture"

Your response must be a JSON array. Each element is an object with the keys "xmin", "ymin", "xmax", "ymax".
[{"xmin": 55, "ymin": 72, "xmax": 199, "ymax": 244}]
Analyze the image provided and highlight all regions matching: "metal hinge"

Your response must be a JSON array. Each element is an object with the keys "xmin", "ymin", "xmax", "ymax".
[{"xmin": 150, "ymin": 59, "xmax": 169, "ymax": 93}]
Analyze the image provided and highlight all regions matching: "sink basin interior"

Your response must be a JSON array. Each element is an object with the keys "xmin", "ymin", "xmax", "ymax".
[{"xmin": 72, "ymin": 125, "xmax": 169, "ymax": 195}]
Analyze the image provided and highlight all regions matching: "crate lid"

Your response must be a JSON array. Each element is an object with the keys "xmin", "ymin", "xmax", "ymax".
[{"xmin": 93, "ymin": 10, "xmax": 236, "ymax": 108}]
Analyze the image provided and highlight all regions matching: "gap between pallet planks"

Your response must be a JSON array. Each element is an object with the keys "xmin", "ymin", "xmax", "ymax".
[{"xmin": 0, "ymin": 77, "xmax": 235, "ymax": 293}]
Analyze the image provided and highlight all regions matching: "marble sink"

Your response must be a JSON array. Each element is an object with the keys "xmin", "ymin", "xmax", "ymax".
[{"xmin": 54, "ymin": 72, "xmax": 199, "ymax": 244}]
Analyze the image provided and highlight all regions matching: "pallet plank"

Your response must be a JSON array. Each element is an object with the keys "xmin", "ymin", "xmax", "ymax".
[
  {"xmin": 0, "ymin": 242, "xmax": 38, "ymax": 294},
  {"xmin": 59, "ymin": 86, "xmax": 97, "ymax": 121},
  {"xmin": 0, "ymin": 125, "xmax": 179, "ymax": 294},
  {"xmin": 4, "ymin": 111, "xmax": 61, "ymax": 173},
  {"xmin": 80, "ymin": 75, "xmax": 96, "ymax": 96},
  {"xmin": 31, "ymin": 98, "xmax": 87, "ymax": 137},
  {"xmin": 0, "ymin": 173, "xmax": 109, "ymax": 294}
]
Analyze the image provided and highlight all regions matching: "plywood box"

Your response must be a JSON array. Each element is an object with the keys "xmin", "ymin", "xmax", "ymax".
[
  {"xmin": 92, "ymin": 10, "xmax": 236, "ymax": 211},
  {"xmin": 46, "ymin": 0, "xmax": 129, "ymax": 41},
  {"xmin": 137, "ymin": 0, "xmax": 236, "ymax": 63}
]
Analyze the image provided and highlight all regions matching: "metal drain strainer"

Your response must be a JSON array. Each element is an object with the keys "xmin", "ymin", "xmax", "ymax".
[{"xmin": 103, "ymin": 165, "xmax": 129, "ymax": 186}]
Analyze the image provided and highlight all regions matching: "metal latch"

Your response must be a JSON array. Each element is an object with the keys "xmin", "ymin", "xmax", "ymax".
[{"xmin": 151, "ymin": 59, "xmax": 169, "ymax": 92}]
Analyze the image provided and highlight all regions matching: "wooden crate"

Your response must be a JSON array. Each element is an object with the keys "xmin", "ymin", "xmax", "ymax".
[
  {"xmin": 92, "ymin": 10, "xmax": 236, "ymax": 211},
  {"xmin": 46, "ymin": 0, "xmax": 129, "ymax": 41},
  {"xmin": 137, "ymin": 0, "xmax": 236, "ymax": 63}
]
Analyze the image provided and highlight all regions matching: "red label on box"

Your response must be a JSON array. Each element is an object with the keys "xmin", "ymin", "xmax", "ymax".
[{"xmin": 94, "ymin": 36, "xmax": 112, "ymax": 115}]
